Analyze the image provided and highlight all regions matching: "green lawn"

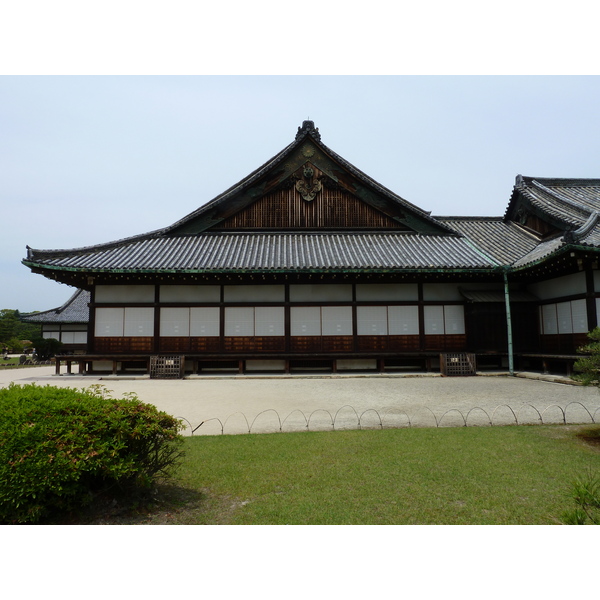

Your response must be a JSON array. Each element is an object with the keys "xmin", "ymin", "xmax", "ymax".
[
  {"xmin": 0, "ymin": 357, "xmax": 49, "ymax": 369},
  {"xmin": 136, "ymin": 423, "xmax": 600, "ymax": 525}
]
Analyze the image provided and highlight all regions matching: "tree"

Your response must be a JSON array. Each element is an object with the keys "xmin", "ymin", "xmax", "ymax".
[
  {"xmin": 31, "ymin": 337, "xmax": 63, "ymax": 360},
  {"xmin": 573, "ymin": 327, "xmax": 600, "ymax": 386},
  {"xmin": 0, "ymin": 309, "xmax": 41, "ymax": 345}
]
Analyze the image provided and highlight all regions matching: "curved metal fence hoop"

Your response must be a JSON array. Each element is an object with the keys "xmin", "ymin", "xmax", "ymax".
[
  {"xmin": 438, "ymin": 409, "xmax": 467, "ymax": 427},
  {"xmin": 465, "ymin": 407, "xmax": 492, "ymax": 427},
  {"xmin": 491, "ymin": 404, "xmax": 519, "ymax": 426},
  {"xmin": 516, "ymin": 404, "xmax": 543, "ymax": 425},
  {"xmin": 307, "ymin": 409, "xmax": 334, "ymax": 431},
  {"xmin": 281, "ymin": 409, "xmax": 309, "ymax": 431},
  {"xmin": 422, "ymin": 406, "xmax": 440, "ymax": 428},
  {"xmin": 181, "ymin": 401, "xmax": 600, "ymax": 436},
  {"xmin": 192, "ymin": 417, "xmax": 224, "ymax": 435},
  {"xmin": 250, "ymin": 409, "xmax": 282, "ymax": 433},
  {"xmin": 564, "ymin": 401, "xmax": 595, "ymax": 424},
  {"xmin": 333, "ymin": 405, "xmax": 361, "ymax": 430},
  {"xmin": 223, "ymin": 412, "xmax": 251, "ymax": 434},
  {"xmin": 357, "ymin": 409, "xmax": 383, "ymax": 430},
  {"xmin": 541, "ymin": 405, "xmax": 566, "ymax": 425},
  {"xmin": 176, "ymin": 416, "xmax": 194, "ymax": 435},
  {"xmin": 381, "ymin": 409, "xmax": 412, "ymax": 428}
]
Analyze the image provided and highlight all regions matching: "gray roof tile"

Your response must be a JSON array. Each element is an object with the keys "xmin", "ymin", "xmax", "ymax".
[
  {"xmin": 21, "ymin": 289, "xmax": 90, "ymax": 323},
  {"xmin": 28, "ymin": 232, "xmax": 498, "ymax": 272}
]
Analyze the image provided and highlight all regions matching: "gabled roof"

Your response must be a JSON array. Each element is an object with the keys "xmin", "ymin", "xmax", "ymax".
[
  {"xmin": 165, "ymin": 120, "xmax": 454, "ymax": 236},
  {"xmin": 20, "ymin": 289, "xmax": 90, "ymax": 323},
  {"xmin": 502, "ymin": 176, "xmax": 600, "ymax": 268},
  {"xmin": 22, "ymin": 124, "xmax": 600, "ymax": 284},
  {"xmin": 24, "ymin": 121, "xmax": 480, "ymax": 283},
  {"xmin": 505, "ymin": 175, "xmax": 600, "ymax": 229}
]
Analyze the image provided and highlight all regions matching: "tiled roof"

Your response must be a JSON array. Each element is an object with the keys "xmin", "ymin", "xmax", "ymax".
[
  {"xmin": 507, "ymin": 176, "xmax": 600, "ymax": 228},
  {"xmin": 21, "ymin": 124, "xmax": 600, "ymax": 283},
  {"xmin": 437, "ymin": 217, "xmax": 539, "ymax": 265},
  {"xmin": 25, "ymin": 232, "xmax": 498, "ymax": 273},
  {"xmin": 21, "ymin": 289, "xmax": 90, "ymax": 323}
]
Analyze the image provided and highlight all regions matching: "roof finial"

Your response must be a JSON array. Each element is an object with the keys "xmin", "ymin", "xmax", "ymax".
[{"xmin": 296, "ymin": 119, "xmax": 321, "ymax": 141}]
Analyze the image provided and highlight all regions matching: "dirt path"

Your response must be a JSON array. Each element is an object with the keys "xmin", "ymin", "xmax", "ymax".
[{"xmin": 3, "ymin": 366, "xmax": 600, "ymax": 435}]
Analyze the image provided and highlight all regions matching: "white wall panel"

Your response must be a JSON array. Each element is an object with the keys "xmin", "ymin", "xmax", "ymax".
[
  {"xmin": 225, "ymin": 307, "xmax": 254, "ymax": 336},
  {"xmin": 443, "ymin": 305, "xmax": 465, "ymax": 335},
  {"xmin": 290, "ymin": 284, "xmax": 352, "ymax": 302},
  {"xmin": 95, "ymin": 285, "xmax": 154, "ymax": 303},
  {"xmin": 224, "ymin": 285, "xmax": 284, "ymax": 302},
  {"xmin": 356, "ymin": 283, "xmax": 418, "ymax": 301},
  {"xmin": 95, "ymin": 308, "xmax": 124, "ymax": 336},
  {"xmin": 357, "ymin": 306, "xmax": 388, "ymax": 335},
  {"xmin": 160, "ymin": 285, "xmax": 220, "ymax": 302},
  {"xmin": 528, "ymin": 272, "xmax": 586, "ymax": 300},
  {"xmin": 541, "ymin": 304, "xmax": 558, "ymax": 335},
  {"xmin": 291, "ymin": 307, "xmax": 321, "ymax": 336},
  {"xmin": 556, "ymin": 302, "xmax": 573, "ymax": 334},
  {"xmin": 424, "ymin": 305, "xmax": 444, "ymax": 334},
  {"xmin": 160, "ymin": 307, "xmax": 190, "ymax": 337},
  {"xmin": 322, "ymin": 306, "xmax": 353, "ymax": 336},
  {"xmin": 571, "ymin": 299, "xmax": 588, "ymax": 334},
  {"xmin": 190, "ymin": 307, "xmax": 220, "ymax": 337},
  {"xmin": 124, "ymin": 307, "xmax": 154, "ymax": 337},
  {"xmin": 255, "ymin": 306, "xmax": 285, "ymax": 336},
  {"xmin": 423, "ymin": 284, "xmax": 462, "ymax": 301},
  {"xmin": 388, "ymin": 305, "xmax": 419, "ymax": 335}
]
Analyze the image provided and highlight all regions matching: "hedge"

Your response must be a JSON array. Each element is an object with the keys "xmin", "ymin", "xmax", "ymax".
[{"xmin": 0, "ymin": 383, "xmax": 184, "ymax": 524}]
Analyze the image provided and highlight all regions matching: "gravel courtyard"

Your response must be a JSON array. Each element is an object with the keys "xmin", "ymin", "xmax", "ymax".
[{"xmin": 2, "ymin": 365, "xmax": 600, "ymax": 435}]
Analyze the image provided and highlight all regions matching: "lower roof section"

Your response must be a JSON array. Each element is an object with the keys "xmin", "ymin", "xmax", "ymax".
[{"xmin": 24, "ymin": 231, "xmax": 500, "ymax": 274}]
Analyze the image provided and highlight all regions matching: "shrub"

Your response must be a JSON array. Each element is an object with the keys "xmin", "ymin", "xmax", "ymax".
[
  {"xmin": 0, "ymin": 384, "xmax": 184, "ymax": 524},
  {"xmin": 31, "ymin": 337, "xmax": 63, "ymax": 360},
  {"xmin": 573, "ymin": 327, "xmax": 600, "ymax": 386},
  {"xmin": 561, "ymin": 469, "xmax": 600, "ymax": 525}
]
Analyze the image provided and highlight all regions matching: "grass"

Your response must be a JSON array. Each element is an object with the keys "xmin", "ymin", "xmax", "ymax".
[
  {"xmin": 66, "ymin": 423, "xmax": 600, "ymax": 525},
  {"xmin": 0, "ymin": 357, "xmax": 50, "ymax": 369}
]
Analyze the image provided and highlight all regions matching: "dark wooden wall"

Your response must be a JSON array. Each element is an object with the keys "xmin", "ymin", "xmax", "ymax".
[{"xmin": 213, "ymin": 175, "xmax": 405, "ymax": 230}]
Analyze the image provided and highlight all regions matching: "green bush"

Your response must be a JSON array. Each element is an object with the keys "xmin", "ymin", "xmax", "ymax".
[
  {"xmin": 31, "ymin": 337, "xmax": 63, "ymax": 360},
  {"xmin": 0, "ymin": 383, "xmax": 184, "ymax": 524},
  {"xmin": 573, "ymin": 327, "xmax": 600, "ymax": 386},
  {"xmin": 561, "ymin": 468, "xmax": 600, "ymax": 525}
]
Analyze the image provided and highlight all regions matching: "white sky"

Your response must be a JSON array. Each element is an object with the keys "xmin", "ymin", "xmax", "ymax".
[{"xmin": 2, "ymin": 3, "xmax": 600, "ymax": 316}]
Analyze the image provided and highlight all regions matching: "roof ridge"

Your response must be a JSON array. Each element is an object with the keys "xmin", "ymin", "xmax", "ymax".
[{"xmin": 529, "ymin": 179, "xmax": 593, "ymax": 216}]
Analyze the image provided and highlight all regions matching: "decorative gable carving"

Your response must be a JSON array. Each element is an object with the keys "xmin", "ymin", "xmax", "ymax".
[
  {"xmin": 295, "ymin": 164, "xmax": 322, "ymax": 202},
  {"xmin": 211, "ymin": 165, "xmax": 407, "ymax": 230}
]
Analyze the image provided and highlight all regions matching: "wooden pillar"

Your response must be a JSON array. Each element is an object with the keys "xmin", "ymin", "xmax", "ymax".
[
  {"xmin": 153, "ymin": 284, "xmax": 161, "ymax": 354},
  {"xmin": 585, "ymin": 264, "xmax": 597, "ymax": 331},
  {"xmin": 88, "ymin": 285, "xmax": 96, "ymax": 353},
  {"xmin": 418, "ymin": 283, "xmax": 425, "ymax": 351}
]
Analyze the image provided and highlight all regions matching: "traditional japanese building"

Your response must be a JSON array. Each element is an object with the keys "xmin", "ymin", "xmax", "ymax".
[
  {"xmin": 22, "ymin": 121, "xmax": 600, "ymax": 376},
  {"xmin": 21, "ymin": 289, "xmax": 90, "ymax": 353}
]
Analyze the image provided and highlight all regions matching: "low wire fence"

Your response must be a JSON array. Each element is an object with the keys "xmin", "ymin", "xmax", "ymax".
[{"xmin": 177, "ymin": 401, "xmax": 600, "ymax": 436}]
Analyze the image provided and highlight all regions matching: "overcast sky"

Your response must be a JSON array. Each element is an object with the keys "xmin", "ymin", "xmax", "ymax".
[{"xmin": 3, "ymin": 75, "xmax": 600, "ymax": 312}]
